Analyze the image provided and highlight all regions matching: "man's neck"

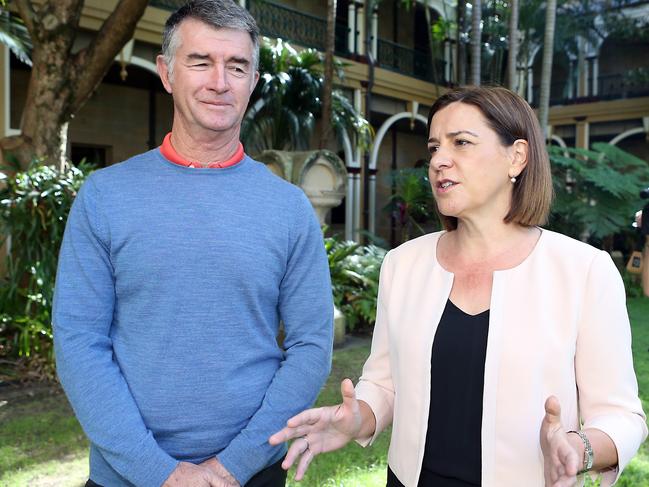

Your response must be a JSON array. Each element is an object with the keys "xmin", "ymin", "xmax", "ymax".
[{"xmin": 170, "ymin": 125, "xmax": 241, "ymax": 166}]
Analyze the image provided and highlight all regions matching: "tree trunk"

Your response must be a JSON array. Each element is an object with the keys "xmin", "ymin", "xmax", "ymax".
[
  {"xmin": 319, "ymin": 0, "xmax": 336, "ymax": 149},
  {"xmin": 470, "ymin": 0, "xmax": 481, "ymax": 85},
  {"xmin": 538, "ymin": 0, "xmax": 557, "ymax": 138},
  {"xmin": 456, "ymin": 0, "xmax": 466, "ymax": 85},
  {"xmin": 1, "ymin": 0, "xmax": 149, "ymax": 169},
  {"xmin": 507, "ymin": 0, "xmax": 519, "ymax": 90}
]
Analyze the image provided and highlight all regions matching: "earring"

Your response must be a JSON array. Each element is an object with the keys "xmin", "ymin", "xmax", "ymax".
[{"xmin": 510, "ymin": 176, "xmax": 517, "ymax": 183}]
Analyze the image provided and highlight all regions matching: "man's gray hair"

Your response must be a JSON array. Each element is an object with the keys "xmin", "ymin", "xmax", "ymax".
[{"xmin": 162, "ymin": 0, "xmax": 260, "ymax": 80}]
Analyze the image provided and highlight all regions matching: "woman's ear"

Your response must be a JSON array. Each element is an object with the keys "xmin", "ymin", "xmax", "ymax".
[{"xmin": 509, "ymin": 139, "xmax": 529, "ymax": 178}]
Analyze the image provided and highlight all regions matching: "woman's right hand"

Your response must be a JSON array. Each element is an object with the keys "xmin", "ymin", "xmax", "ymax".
[{"xmin": 268, "ymin": 378, "xmax": 364, "ymax": 480}]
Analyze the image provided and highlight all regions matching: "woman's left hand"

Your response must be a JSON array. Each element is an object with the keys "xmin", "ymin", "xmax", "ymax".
[{"xmin": 540, "ymin": 396, "xmax": 580, "ymax": 487}]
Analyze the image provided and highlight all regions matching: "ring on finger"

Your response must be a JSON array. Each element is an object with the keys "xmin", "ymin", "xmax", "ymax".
[{"xmin": 301, "ymin": 436, "xmax": 310, "ymax": 453}]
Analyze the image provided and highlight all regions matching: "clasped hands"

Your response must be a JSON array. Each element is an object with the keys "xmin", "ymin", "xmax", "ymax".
[
  {"xmin": 162, "ymin": 457, "xmax": 240, "ymax": 487},
  {"xmin": 268, "ymin": 380, "xmax": 585, "ymax": 487}
]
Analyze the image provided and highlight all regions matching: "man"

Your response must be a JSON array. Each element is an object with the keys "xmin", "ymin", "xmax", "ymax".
[{"xmin": 52, "ymin": 1, "xmax": 333, "ymax": 486}]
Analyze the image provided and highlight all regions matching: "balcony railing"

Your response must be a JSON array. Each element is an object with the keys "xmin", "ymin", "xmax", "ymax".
[
  {"xmin": 531, "ymin": 74, "xmax": 649, "ymax": 106},
  {"xmin": 377, "ymin": 39, "xmax": 446, "ymax": 84},
  {"xmin": 150, "ymin": 0, "xmax": 445, "ymax": 84}
]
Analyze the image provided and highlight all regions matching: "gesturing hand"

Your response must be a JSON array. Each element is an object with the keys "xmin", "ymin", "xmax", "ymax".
[
  {"xmin": 268, "ymin": 378, "xmax": 363, "ymax": 481},
  {"xmin": 540, "ymin": 396, "xmax": 580, "ymax": 487}
]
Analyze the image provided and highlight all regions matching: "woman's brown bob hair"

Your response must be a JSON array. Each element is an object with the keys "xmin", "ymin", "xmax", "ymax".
[{"xmin": 427, "ymin": 86, "xmax": 553, "ymax": 231}]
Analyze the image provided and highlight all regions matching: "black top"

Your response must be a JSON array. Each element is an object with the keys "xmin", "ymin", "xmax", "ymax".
[{"xmin": 387, "ymin": 300, "xmax": 489, "ymax": 487}]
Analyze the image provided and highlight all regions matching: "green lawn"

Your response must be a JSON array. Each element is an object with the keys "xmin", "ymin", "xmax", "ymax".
[{"xmin": 1, "ymin": 298, "xmax": 648, "ymax": 487}]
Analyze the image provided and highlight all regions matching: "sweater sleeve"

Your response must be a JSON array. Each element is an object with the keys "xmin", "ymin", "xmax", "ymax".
[
  {"xmin": 217, "ymin": 192, "xmax": 333, "ymax": 485},
  {"xmin": 575, "ymin": 251, "xmax": 647, "ymax": 486},
  {"xmin": 354, "ymin": 249, "xmax": 396, "ymax": 446},
  {"xmin": 53, "ymin": 177, "xmax": 178, "ymax": 487}
]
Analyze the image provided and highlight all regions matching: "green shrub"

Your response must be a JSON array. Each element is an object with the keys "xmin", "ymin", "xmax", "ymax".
[
  {"xmin": 325, "ymin": 234, "xmax": 386, "ymax": 332},
  {"xmin": 0, "ymin": 162, "xmax": 91, "ymax": 363},
  {"xmin": 384, "ymin": 167, "xmax": 439, "ymax": 244}
]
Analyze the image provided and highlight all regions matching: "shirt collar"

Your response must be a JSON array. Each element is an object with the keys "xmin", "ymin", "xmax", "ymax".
[{"xmin": 159, "ymin": 132, "xmax": 245, "ymax": 169}]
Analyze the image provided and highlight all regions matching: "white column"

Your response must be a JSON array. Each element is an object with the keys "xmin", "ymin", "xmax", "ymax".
[
  {"xmin": 592, "ymin": 57, "xmax": 599, "ymax": 96},
  {"xmin": 353, "ymin": 88, "xmax": 364, "ymax": 242},
  {"xmin": 527, "ymin": 67, "xmax": 533, "ymax": 103},
  {"xmin": 371, "ymin": 8, "xmax": 378, "ymax": 59},
  {"xmin": 357, "ymin": 3, "xmax": 365, "ymax": 56},
  {"xmin": 353, "ymin": 175, "xmax": 362, "ymax": 242},
  {"xmin": 345, "ymin": 172, "xmax": 355, "ymax": 241},
  {"xmin": 444, "ymin": 41, "xmax": 452, "ymax": 83},
  {"xmin": 567, "ymin": 59, "xmax": 575, "ymax": 99},
  {"xmin": 348, "ymin": 2, "xmax": 357, "ymax": 54},
  {"xmin": 368, "ymin": 173, "xmax": 376, "ymax": 235}
]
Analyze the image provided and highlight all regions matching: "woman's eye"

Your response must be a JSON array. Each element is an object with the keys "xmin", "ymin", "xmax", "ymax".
[
  {"xmin": 429, "ymin": 146, "xmax": 439, "ymax": 153},
  {"xmin": 455, "ymin": 139, "xmax": 470, "ymax": 146}
]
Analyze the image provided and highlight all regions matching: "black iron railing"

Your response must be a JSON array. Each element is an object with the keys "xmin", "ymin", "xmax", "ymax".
[
  {"xmin": 531, "ymin": 74, "xmax": 649, "ymax": 106},
  {"xmin": 377, "ymin": 39, "xmax": 446, "ymax": 84},
  {"xmin": 149, "ymin": 0, "xmax": 448, "ymax": 84}
]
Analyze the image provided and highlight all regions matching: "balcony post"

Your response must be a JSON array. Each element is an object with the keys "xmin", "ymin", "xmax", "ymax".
[
  {"xmin": 567, "ymin": 58, "xmax": 575, "ymax": 99},
  {"xmin": 527, "ymin": 67, "xmax": 533, "ymax": 103},
  {"xmin": 576, "ymin": 118, "xmax": 589, "ymax": 150},
  {"xmin": 591, "ymin": 56, "xmax": 599, "ymax": 96},
  {"xmin": 371, "ymin": 7, "xmax": 378, "ymax": 59},
  {"xmin": 357, "ymin": 3, "xmax": 366, "ymax": 56},
  {"xmin": 348, "ymin": 2, "xmax": 357, "ymax": 53}
]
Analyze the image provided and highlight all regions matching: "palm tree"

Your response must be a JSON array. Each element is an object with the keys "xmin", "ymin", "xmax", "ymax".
[
  {"xmin": 241, "ymin": 39, "xmax": 372, "ymax": 155},
  {"xmin": 507, "ymin": 0, "xmax": 519, "ymax": 90},
  {"xmin": 470, "ymin": 0, "xmax": 482, "ymax": 85},
  {"xmin": 456, "ymin": 0, "xmax": 467, "ymax": 85},
  {"xmin": 320, "ymin": 0, "xmax": 336, "ymax": 149},
  {"xmin": 538, "ymin": 0, "xmax": 557, "ymax": 137}
]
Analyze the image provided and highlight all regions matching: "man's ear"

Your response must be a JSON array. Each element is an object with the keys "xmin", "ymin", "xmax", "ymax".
[
  {"xmin": 157, "ymin": 55, "xmax": 173, "ymax": 94},
  {"xmin": 251, "ymin": 70, "xmax": 260, "ymax": 92},
  {"xmin": 510, "ymin": 139, "xmax": 529, "ymax": 178}
]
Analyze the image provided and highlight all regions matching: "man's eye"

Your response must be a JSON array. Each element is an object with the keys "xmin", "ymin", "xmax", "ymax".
[{"xmin": 192, "ymin": 63, "xmax": 208, "ymax": 67}]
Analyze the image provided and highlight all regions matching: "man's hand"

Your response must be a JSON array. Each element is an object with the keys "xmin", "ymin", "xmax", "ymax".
[
  {"xmin": 162, "ymin": 461, "xmax": 234, "ymax": 487},
  {"xmin": 200, "ymin": 457, "xmax": 241, "ymax": 487},
  {"xmin": 540, "ymin": 396, "xmax": 581, "ymax": 487}
]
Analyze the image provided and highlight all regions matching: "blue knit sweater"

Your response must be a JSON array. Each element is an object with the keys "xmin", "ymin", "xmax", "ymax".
[{"xmin": 53, "ymin": 150, "xmax": 333, "ymax": 487}]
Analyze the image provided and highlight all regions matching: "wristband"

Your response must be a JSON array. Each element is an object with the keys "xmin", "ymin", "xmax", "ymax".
[{"xmin": 569, "ymin": 430, "xmax": 594, "ymax": 474}]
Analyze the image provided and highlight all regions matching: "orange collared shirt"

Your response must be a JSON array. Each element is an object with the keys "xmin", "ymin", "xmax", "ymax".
[{"xmin": 159, "ymin": 132, "xmax": 245, "ymax": 169}]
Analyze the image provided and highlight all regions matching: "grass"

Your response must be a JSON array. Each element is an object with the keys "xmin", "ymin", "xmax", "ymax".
[{"xmin": 1, "ymin": 298, "xmax": 649, "ymax": 486}]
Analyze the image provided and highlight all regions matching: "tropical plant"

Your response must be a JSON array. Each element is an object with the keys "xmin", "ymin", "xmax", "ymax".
[
  {"xmin": 241, "ymin": 39, "xmax": 372, "ymax": 155},
  {"xmin": 0, "ymin": 160, "xmax": 92, "ymax": 362},
  {"xmin": 0, "ymin": 1, "xmax": 31, "ymax": 66},
  {"xmin": 325, "ymin": 234, "xmax": 386, "ymax": 332},
  {"xmin": 547, "ymin": 143, "xmax": 649, "ymax": 243},
  {"xmin": 385, "ymin": 166, "xmax": 439, "ymax": 244}
]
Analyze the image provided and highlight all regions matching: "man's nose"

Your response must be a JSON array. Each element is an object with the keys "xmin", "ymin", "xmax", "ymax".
[{"xmin": 207, "ymin": 64, "xmax": 230, "ymax": 92}]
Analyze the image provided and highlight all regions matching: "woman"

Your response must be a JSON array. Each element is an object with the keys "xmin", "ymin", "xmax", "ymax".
[{"xmin": 269, "ymin": 87, "xmax": 647, "ymax": 487}]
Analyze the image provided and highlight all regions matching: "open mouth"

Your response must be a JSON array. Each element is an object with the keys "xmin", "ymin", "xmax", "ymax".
[{"xmin": 438, "ymin": 180, "xmax": 458, "ymax": 190}]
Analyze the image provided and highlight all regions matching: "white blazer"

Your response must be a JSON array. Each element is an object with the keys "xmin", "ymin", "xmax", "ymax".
[{"xmin": 355, "ymin": 229, "xmax": 647, "ymax": 487}]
